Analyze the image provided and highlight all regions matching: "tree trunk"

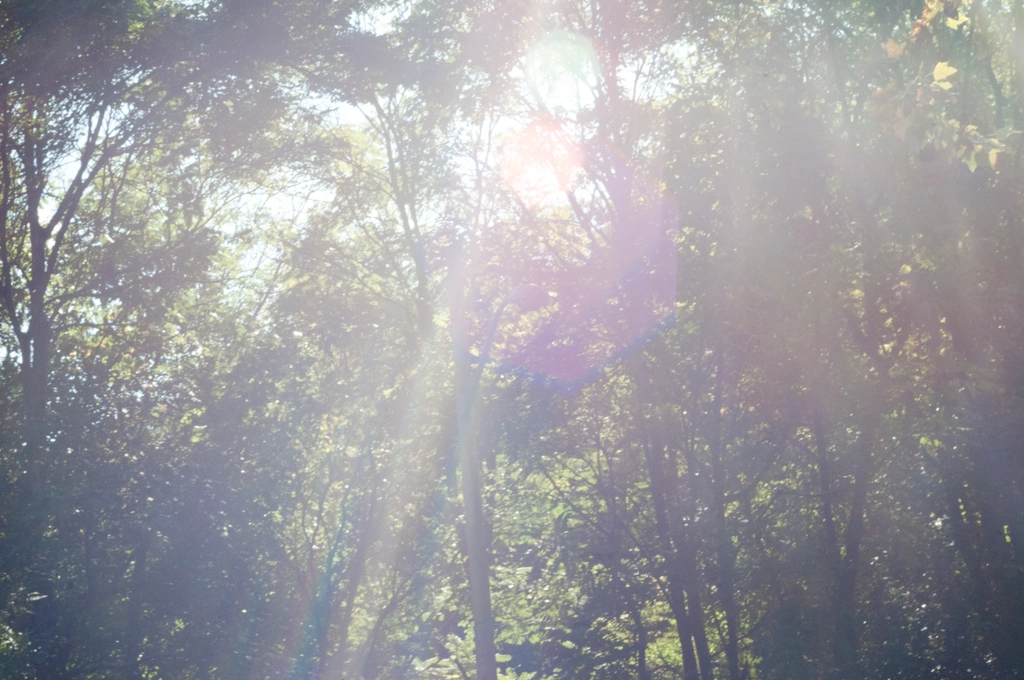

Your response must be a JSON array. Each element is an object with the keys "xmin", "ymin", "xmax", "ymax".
[
  {"xmin": 642, "ymin": 423, "xmax": 712, "ymax": 680},
  {"xmin": 811, "ymin": 410, "xmax": 845, "ymax": 675},
  {"xmin": 709, "ymin": 342, "xmax": 740, "ymax": 680},
  {"xmin": 125, "ymin": 533, "xmax": 152, "ymax": 680}
]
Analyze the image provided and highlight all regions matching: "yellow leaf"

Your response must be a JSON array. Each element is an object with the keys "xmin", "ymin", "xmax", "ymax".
[
  {"xmin": 946, "ymin": 14, "xmax": 969, "ymax": 29},
  {"xmin": 900, "ymin": 264, "xmax": 912, "ymax": 275},
  {"xmin": 965, "ymin": 152, "xmax": 977, "ymax": 172},
  {"xmin": 933, "ymin": 61, "xmax": 958, "ymax": 81},
  {"xmin": 989, "ymin": 149, "xmax": 999, "ymax": 167},
  {"xmin": 935, "ymin": 80, "xmax": 953, "ymax": 90},
  {"xmin": 882, "ymin": 39, "xmax": 904, "ymax": 59}
]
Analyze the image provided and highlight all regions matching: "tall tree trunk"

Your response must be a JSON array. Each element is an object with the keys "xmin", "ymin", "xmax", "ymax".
[
  {"xmin": 642, "ymin": 432, "xmax": 700, "ymax": 680},
  {"xmin": 125, "ymin": 532, "xmax": 152, "ymax": 680},
  {"xmin": 325, "ymin": 489, "xmax": 376, "ymax": 679},
  {"xmin": 642, "ymin": 421, "xmax": 713, "ymax": 680},
  {"xmin": 630, "ymin": 600, "xmax": 652, "ymax": 680},
  {"xmin": 709, "ymin": 341, "xmax": 740, "ymax": 680},
  {"xmin": 812, "ymin": 408, "xmax": 846, "ymax": 677},
  {"xmin": 834, "ymin": 409, "xmax": 876, "ymax": 678}
]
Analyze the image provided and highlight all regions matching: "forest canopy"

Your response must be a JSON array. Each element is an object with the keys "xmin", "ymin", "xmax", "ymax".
[{"xmin": 2, "ymin": 0, "xmax": 1024, "ymax": 678}]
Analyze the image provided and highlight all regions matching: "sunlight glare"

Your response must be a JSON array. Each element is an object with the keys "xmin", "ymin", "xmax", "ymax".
[
  {"xmin": 499, "ymin": 118, "xmax": 583, "ymax": 206},
  {"xmin": 523, "ymin": 30, "xmax": 600, "ymax": 115}
]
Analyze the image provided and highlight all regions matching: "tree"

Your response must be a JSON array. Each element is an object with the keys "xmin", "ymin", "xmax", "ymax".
[{"xmin": 4, "ymin": 1, "xmax": 1024, "ymax": 679}]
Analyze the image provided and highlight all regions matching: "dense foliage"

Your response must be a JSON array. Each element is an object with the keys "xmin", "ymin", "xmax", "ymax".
[{"xmin": 2, "ymin": 0, "xmax": 1024, "ymax": 678}]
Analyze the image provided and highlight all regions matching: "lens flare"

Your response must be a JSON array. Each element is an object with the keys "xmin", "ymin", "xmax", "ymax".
[{"xmin": 500, "ymin": 118, "xmax": 583, "ymax": 205}]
